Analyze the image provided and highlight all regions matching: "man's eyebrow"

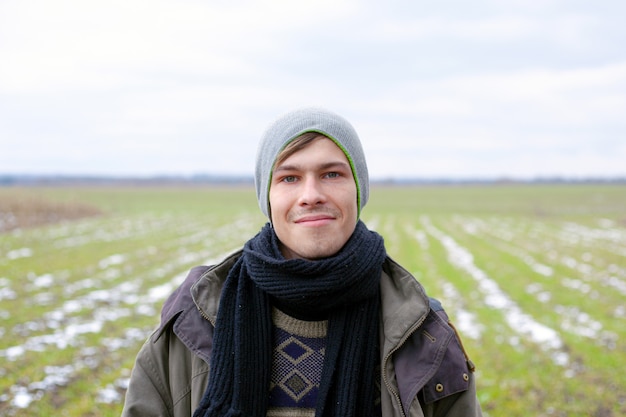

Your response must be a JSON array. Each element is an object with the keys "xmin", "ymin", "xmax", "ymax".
[{"xmin": 273, "ymin": 161, "xmax": 351, "ymax": 173}]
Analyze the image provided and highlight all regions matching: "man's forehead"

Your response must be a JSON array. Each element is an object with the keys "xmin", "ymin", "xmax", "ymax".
[{"xmin": 273, "ymin": 160, "xmax": 351, "ymax": 173}]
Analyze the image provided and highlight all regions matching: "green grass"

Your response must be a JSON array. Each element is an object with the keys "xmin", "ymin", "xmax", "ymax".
[{"xmin": 1, "ymin": 184, "xmax": 625, "ymax": 416}]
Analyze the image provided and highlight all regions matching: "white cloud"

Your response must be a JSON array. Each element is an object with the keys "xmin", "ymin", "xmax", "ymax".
[
  {"xmin": 0, "ymin": 0, "xmax": 359, "ymax": 93},
  {"xmin": 0, "ymin": 0, "xmax": 624, "ymax": 179},
  {"xmin": 372, "ymin": 16, "xmax": 542, "ymax": 42},
  {"xmin": 356, "ymin": 62, "xmax": 626, "ymax": 133}
]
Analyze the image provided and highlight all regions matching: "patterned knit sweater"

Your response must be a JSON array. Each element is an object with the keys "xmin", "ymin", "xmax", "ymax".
[{"xmin": 268, "ymin": 308, "xmax": 328, "ymax": 417}]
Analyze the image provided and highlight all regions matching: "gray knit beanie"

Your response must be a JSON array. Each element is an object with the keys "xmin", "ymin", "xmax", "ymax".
[{"xmin": 255, "ymin": 107, "xmax": 369, "ymax": 219}]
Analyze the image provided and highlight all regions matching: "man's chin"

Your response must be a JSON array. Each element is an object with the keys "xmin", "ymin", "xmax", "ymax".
[{"xmin": 282, "ymin": 241, "xmax": 342, "ymax": 261}]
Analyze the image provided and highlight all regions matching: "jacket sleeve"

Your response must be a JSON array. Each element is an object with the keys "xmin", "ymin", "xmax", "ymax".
[
  {"xmin": 121, "ymin": 265, "xmax": 217, "ymax": 417},
  {"xmin": 121, "ymin": 335, "xmax": 174, "ymax": 417}
]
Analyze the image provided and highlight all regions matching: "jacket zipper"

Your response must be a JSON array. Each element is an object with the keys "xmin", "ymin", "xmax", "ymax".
[
  {"xmin": 194, "ymin": 269, "xmax": 217, "ymax": 326},
  {"xmin": 382, "ymin": 313, "xmax": 427, "ymax": 417},
  {"xmin": 197, "ymin": 305, "xmax": 216, "ymax": 326}
]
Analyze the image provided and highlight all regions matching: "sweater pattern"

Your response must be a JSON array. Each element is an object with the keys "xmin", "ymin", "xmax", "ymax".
[{"xmin": 268, "ymin": 308, "xmax": 327, "ymax": 416}]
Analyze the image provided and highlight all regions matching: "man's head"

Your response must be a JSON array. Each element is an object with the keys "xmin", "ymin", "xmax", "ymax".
[{"xmin": 254, "ymin": 107, "xmax": 369, "ymax": 259}]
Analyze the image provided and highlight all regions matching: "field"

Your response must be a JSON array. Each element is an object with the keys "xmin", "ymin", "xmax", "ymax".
[{"xmin": 0, "ymin": 184, "xmax": 625, "ymax": 416}]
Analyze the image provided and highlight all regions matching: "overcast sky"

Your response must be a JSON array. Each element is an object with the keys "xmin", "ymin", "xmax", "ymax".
[{"xmin": 1, "ymin": 0, "xmax": 625, "ymax": 180}]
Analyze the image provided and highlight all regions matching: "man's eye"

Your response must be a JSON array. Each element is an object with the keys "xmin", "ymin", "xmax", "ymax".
[
  {"xmin": 282, "ymin": 176, "xmax": 297, "ymax": 183},
  {"xmin": 326, "ymin": 172, "xmax": 340, "ymax": 179}
]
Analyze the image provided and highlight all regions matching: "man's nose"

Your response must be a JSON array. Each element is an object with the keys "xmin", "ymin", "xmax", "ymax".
[{"xmin": 298, "ymin": 176, "xmax": 326, "ymax": 206}]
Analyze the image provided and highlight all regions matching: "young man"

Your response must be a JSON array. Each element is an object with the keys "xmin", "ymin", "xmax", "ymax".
[{"xmin": 121, "ymin": 108, "xmax": 483, "ymax": 417}]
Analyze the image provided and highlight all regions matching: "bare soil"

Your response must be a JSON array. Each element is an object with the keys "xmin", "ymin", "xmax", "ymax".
[{"xmin": 0, "ymin": 195, "xmax": 102, "ymax": 233}]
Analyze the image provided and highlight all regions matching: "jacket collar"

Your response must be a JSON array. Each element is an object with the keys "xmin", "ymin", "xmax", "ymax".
[
  {"xmin": 380, "ymin": 257, "xmax": 430, "ymax": 354},
  {"xmin": 190, "ymin": 250, "xmax": 242, "ymax": 325}
]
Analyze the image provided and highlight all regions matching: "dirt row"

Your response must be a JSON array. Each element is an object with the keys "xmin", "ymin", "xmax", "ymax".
[{"xmin": 0, "ymin": 196, "xmax": 102, "ymax": 233}]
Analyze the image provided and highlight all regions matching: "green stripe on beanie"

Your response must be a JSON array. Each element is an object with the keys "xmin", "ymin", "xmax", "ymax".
[{"xmin": 254, "ymin": 107, "xmax": 369, "ymax": 219}]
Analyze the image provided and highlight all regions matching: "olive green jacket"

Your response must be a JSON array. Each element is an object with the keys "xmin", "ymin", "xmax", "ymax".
[{"xmin": 121, "ymin": 251, "xmax": 482, "ymax": 417}]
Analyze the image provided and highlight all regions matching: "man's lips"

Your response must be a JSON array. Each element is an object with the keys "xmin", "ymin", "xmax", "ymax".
[{"xmin": 294, "ymin": 214, "xmax": 336, "ymax": 225}]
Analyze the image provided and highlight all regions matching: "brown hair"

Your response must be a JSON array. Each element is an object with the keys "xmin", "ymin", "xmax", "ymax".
[{"xmin": 273, "ymin": 132, "xmax": 328, "ymax": 168}]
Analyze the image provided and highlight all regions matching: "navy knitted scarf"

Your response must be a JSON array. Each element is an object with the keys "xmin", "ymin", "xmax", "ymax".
[{"xmin": 193, "ymin": 220, "xmax": 386, "ymax": 417}]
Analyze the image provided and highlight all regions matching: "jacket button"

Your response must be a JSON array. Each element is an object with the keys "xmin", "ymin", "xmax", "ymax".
[
  {"xmin": 463, "ymin": 373, "xmax": 469, "ymax": 381},
  {"xmin": 435, "ymin": 383, "xmax": 444, "ymax": 392}
]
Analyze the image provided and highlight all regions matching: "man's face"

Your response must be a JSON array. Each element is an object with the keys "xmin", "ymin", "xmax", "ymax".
[{"xmin": 269, "ymin": 137, "xmax": 358, "ymax": 260}]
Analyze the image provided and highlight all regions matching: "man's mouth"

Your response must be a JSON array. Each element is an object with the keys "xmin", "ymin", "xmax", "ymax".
[{"xmin": 294, "ymin": 214, "xmax": 336, "ymax": 226}]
